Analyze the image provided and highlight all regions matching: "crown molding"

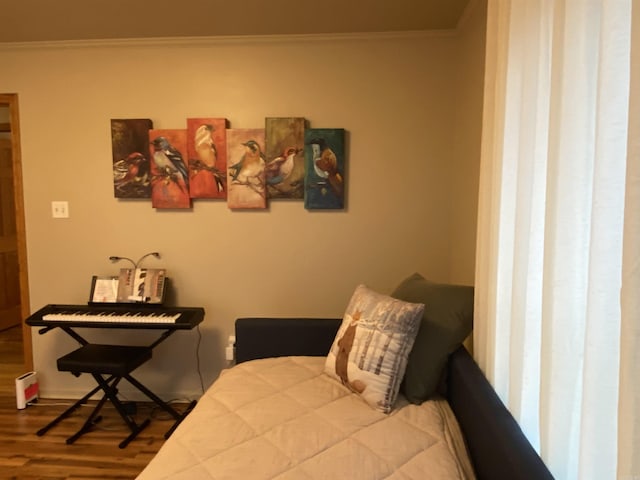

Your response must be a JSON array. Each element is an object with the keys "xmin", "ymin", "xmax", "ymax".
[{"xmin": 0, "ymin": 30, "xmax": 458, "ymax": 51}]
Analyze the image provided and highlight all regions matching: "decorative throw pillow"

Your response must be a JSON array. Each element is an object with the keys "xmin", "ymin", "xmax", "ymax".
[
  {"xmin": 324, "ymin": 284, "xmax": 424, "ymax": 413},
  {"xmin": 391, "ymin": 273, "xmax": 474, "ymax": 404}
]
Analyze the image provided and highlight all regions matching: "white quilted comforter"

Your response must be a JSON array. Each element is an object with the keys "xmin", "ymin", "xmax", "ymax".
[{"xmin": 137, "ymin": 356, "xmax": 476, "ymax": 480}]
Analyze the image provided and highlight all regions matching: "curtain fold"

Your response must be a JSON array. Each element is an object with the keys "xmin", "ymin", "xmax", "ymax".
[{"xmin": 475, "ymin": 1, "xmax": 636, "ymax": 478}]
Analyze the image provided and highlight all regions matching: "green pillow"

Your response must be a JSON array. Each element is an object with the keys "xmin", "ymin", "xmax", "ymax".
[{"xmin": 391, "ymin": 273, "xmax": 474, "ymax": 403}]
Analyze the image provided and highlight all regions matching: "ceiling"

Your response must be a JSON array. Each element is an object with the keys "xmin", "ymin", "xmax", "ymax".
[{"xmin": 0, "ymin": 0, "xmax": 471, "ymax": 44}]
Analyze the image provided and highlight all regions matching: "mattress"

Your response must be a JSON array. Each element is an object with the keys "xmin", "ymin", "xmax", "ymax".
[{"xmin": 137, "ymin": 356, "xmax": 476, "ymax": 480}]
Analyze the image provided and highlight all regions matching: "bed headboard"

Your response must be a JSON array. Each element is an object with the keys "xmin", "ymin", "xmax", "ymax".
[
  {"xmin": 235, "ymin": 317, "xmax": 342, "ymax": 363},
  {"xmin": 234, "ymin": 317, "xmax": 554, "ymax": 480}
]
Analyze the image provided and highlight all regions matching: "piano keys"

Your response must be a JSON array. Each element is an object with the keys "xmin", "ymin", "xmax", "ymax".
[{"xmin": 26, "ymin": 304, "xmax": 204, "ymax": 330}]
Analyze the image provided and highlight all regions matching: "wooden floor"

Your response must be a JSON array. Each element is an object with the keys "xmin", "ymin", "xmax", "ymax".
[{"xmin": 0, "ymin": 326, "xmax": 180, "ymax": 479}]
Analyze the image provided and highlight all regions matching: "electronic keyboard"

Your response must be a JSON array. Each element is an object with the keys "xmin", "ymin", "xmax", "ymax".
[{"xmin": 26, "ymin": 304, "xmax": 204, "ymax": 330}]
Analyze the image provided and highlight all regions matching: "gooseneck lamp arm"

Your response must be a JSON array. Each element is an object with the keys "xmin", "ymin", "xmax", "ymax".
[
  {"xmin": 108, "ymin": 256, "xmax": 136, "ymax": 268},
  {"xmin": 135, "ymin": 252, "xmax": 161, "ymax": 268},
  {"xmin": 109, "ymin": 252, "xmax": 161, "ymax": 269}
]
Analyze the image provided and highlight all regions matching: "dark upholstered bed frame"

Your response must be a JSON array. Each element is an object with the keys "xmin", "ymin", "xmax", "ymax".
[{"xmin": 235, "ymin": 317, "xmax": 554, "ymax": 480}]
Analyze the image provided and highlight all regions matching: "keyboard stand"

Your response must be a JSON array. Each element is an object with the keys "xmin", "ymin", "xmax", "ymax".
[
  {"xmin": 36, "ymin": 378, "xmax": 109, "ymax": 437},
  {"xmin": 33, "ymin": 318, "xmax": 200, "ymax": 447},
  {"xmin": 55, "ymin": 344, "xmax": 152, "ymax": 448}
]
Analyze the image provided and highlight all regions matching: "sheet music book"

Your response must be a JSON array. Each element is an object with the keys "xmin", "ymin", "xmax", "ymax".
[
  {"xmin": 116, "ymin": 268, "xmax": 167, "ymax": 304},
  {"xmin": 89, "ymin": 276, "xmax": 119, "ymax": 303}
]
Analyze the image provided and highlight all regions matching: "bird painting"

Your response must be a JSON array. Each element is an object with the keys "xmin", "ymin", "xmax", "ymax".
[
  {"xmin": 265, "ymin": 147, "xmax": 301, "ymax": 187},
  {"xmin": 187, "ymin": 118, "xmax": 227, "ymax": 198},
  {"xmin": 194, "ymin": 124, "xmax": 217, "ymax": 166},
  {"xmin": 110, "ymin": 118, "xmax": 153, "ymax": 199},
  {"xmin": 229, "ymin": 139, "xmax": 266, "ymax": 185},
  {"xmin": 149, "ymin": 130, "xmax": 191, "ymax": 209},
  {"xmin": 304, "ymin": 129, "xmax": 346, "ymax": 210},
  {"xmin": 110, "ymin": 118, "xmax": 349, "ymax": 211},
  {"xmin": 151, "ymin": 136, "xmax": 189, "ymax": 192},
  {"xmin": 265, "ymin": 117, "xmax": 305, "ymax": 199},
  {"xmin": 112, "ymin": 152, "xmax": 150, "ymax": 197},
  {"xmin": 309, "ymin": 137, "xmax": 343, "ymax": 197},
  {"xmin": 226, "ymin": 129, "xmax": 267, "ymax": 209}
]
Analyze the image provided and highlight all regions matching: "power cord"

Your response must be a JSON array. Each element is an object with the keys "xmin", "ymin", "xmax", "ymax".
[{"xmin": 195, "ymin": 324, "xmax": 205, "ymax": 395}]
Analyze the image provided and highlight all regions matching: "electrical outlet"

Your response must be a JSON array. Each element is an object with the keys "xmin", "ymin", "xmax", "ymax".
[
  {"xmin": 226, "ymin": 335, "xmax": 236, "ymax": 361},
  {"xmin": 225, "ymin": 345, "xmax": 235, "ymax": 361},
  {"xmin": 51, "ymin": 201, "xmax": 69, "ymax": 218}
]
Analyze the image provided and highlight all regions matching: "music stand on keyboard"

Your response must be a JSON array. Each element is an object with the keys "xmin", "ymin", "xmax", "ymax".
[{"xmin": 26, "ymin": 303, "xmax": 205, "ymax": 448}]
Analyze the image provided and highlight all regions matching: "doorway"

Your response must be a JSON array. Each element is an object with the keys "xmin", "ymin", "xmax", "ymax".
[{"xmin": 0, "ymin": 94, "xmax": 32, "ymax": 370}]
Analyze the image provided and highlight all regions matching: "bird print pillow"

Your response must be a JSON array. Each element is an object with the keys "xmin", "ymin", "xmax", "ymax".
[{"xmin": 324, "ymin": 284, "xmax": 424, "ymax": 413}]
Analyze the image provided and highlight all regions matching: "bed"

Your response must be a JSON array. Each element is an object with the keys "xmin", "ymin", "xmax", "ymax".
[{"xmin": 137, "ymin": 278, "xmax": 554, "ymax": 480}]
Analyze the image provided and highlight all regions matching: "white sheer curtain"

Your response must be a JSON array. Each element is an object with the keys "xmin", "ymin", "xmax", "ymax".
[{"xmin": 475, "ymin": 1, "xmax": 639, "ymax": 479}]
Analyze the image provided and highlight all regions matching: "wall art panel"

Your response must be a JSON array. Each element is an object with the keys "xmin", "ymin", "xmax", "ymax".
[
  {"xmin": 226, "ymin": 129, "xmax": 267, "ymax": 210},
  {"xmin": 304, "ymin": 128, "xmax": 346, "ymax": 210},
  {"xmin": 264, "ymin": 117, "xmax": 305, "ymax": 200},
  {"xmin": 111, "ymin": 119, "xmax": 153, "ymax": 199}
]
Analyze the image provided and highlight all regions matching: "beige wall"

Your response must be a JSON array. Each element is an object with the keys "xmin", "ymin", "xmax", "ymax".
[
  {"xmin": 450, "ymin": 0, "xmax": 487, "ymax": 283},
  {"xmin": 0, "ymin": 4, "xmax": 485, "ymax": 400}
]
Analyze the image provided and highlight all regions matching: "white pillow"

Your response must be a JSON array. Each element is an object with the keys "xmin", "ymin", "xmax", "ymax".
[{"xmin": 324, "ymin": 284, "xmax": 424, "ymax": 413}]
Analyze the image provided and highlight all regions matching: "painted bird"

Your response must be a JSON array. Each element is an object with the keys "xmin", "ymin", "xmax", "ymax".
[
  {"xmin": 191, "ymin": 124, "xmax": 224, "ymax": 192},
  {"xmin": 308, "ymin": 138, "xmax": 343, "ymax": 197},
  {"xmin": 228, "ymin": 139, "xmax": 266, "ymax": 183},
  {"xmin": 194, "ymin": 124, "xmax": 217, "ymax": 167},
  {"xmin": 151, "ymin": 136, "xmax": 189, "ymax": 193},
  {"xmin": 265, "ymin": 147, "xmax": 300, "ymax": 186},
  {"xmin": 113, "ymin": 152, "xmax": 148, "ymax": 191}
]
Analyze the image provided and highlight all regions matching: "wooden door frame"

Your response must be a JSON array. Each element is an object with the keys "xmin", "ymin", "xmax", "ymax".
[{"xmin": 0, "ymin": 93, "xmax": 32, "ymax": 370}]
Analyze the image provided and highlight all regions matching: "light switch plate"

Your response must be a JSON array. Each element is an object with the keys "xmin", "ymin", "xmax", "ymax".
[{"xmin": 51, "ymin": 201, "xmax": 69, "ymax": 218}]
